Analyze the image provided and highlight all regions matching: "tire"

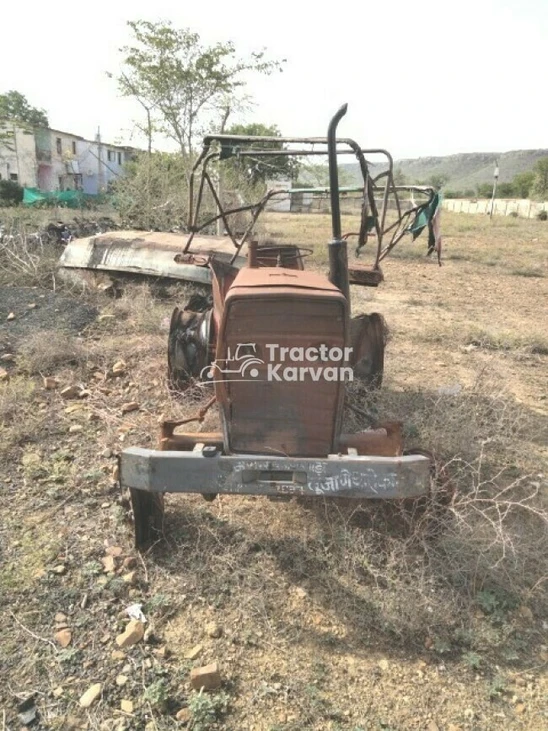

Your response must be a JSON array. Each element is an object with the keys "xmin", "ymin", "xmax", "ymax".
[{"xmin": 350, "ymin": 312, "xmax": 386, "ymax": 389}]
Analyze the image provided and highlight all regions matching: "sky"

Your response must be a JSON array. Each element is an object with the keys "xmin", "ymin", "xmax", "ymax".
[{"xmin": 1, "ymin": 0, "xmax": 547, "ymax": 159}]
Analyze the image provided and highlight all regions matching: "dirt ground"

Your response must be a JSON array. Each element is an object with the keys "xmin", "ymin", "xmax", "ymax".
[{"xmin": 0, "ymin": 211, "xmax": 547, "ymax": 731}]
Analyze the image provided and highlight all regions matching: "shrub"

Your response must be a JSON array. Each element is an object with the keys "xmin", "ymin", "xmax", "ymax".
[
  {"xmin": 537, "ymin": 209, "xmax": 547, "ymax": 221},
  {"xmin": 0, "ymin": 179, "xmax": 24, "ymax": 206}
]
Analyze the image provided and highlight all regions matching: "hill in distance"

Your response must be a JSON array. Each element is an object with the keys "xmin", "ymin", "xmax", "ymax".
[{"xmin": 343, "ymin": 149, "xmax": 548, "ymax": 191}]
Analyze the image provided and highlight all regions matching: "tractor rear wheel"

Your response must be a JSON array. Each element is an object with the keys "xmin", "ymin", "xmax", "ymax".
[
  {"xmin": 130, "ymin": 488, "xmax": 165, "ymax": 550},
  {"xmin": 350, "ymin": 312, "xmax": 387, "ymax": 389},
  {"xmin": 167, "ymin": 294, "xmax": 213, "ymax": 392}
]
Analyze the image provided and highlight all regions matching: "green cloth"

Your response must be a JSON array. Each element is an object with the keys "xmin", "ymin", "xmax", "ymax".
[{"xmin": 407, "ymin": 192, "xmax": 443, "ymax": 239}]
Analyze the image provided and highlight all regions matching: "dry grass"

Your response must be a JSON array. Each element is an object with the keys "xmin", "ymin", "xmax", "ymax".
[
  {"xmin": 0, "ymin": 376, "xmax": 46, "ymax": 458},
  {"xmin": 0, "ymin": 218, "xmax": 60, "ymax": 288},
  {"xmin": 0, "ymin": 210, "xmax": 547, "ymax": 730},
  {"xmin": 17, "ymin": 330, "xmax": 87, "ymax": 375}
]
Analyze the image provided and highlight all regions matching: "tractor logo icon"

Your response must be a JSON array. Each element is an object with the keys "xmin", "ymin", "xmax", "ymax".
[{"xmin": 200, "ymin": 343, "xmax": 265, "ymax": 382}]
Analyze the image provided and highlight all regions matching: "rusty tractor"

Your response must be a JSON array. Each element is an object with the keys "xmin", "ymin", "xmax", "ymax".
[{"xmin": 120, "ymin": 104, "xmax": 443, "ymax": 548}]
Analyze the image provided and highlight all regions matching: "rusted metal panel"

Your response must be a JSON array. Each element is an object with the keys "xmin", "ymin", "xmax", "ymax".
[
  {"xmin": 214, "ymin": 268, "xmax": 348, "ymax": 457},
  {"xmin": 121, "ymin": 447, "xmax": 431, "ymax": 499},
  {"xmin": 348, "ymin": 265, "xmax": 384, "ymax": 287},
  {"xmin": 59, "ymin": 231, "xmax": 247, "ymax": 284},
  {"xmin": 227, "ymin": 267, "xmax": 343, "ymax": 292},
  {"xmin": 339, "ymin": 422, "xmax": 403, "ymax": 457}
]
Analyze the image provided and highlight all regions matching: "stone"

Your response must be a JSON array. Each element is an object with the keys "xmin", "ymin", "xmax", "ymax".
[
  {"xmin": 176, "ymin": 708, "xmax": 191, "ymax": 723},
  {"xmin": 1, "ymin": 353, "xmax": 15, "ymax": 362},
  {"xmin": 120, "ymin": 699, "xmax": 133, "ymax": 714},
  {"xmin": 112, "ymin": 361, "xmax": 127, "ymax": 376},
  {"xmin": 121, "ymin": 401, "xmax": 140, "ymax": 414},
  {"xmin": 122, "ymin": 571, "xmax": 137, "ymax": 585},
  {"xmin": 101, "ymin": 448, "xmax": 113, "ymax": 458},
  {"xmin": 515, "ymin": 703, "xmax": 526, "ymax": 714},
  {"xmin": 79, "ymin": 683, "xmax": 102, "ymax": 708},
  {"xmin": 116, "ymin": 619, "xmax": 145, "ymax": 648},
  {"xmin": 190, "ymin": 662, "xmax": 222, "ymax": 691},
  {"xmin": 184, "ymin": 644, "xmax": 203, "ymax": 661},
  {"xmin": 112, "ymin": 465, "xmax": 120, "ymax": 482},
  {"xmin": 55, "ymin": 612, "xmax": 68, "ymax": 623},
  {"xmin": 61, "ymin": 385, "xmax": 82, "ymax": 400},
  {"xmin": 51, "ymin": 564, "xmax": 67, "ymax": 575},
  {"xmin": 518, "ymin": 605, "xmax": 533, "ymax": 620},
  {"xmin": 69, "ymin": 425, "xmax": 83, "ymax": 434},
  {"xmin": 105, "ymin": 546, "xmax": 123, "ymax": 557},
  {"xmin": 6, "ymin": 312, "xmax": 15, "ymax": 321},
  {"xmin": 378, "ymin": 658, "xmax": 389, "ymax": 671},
  {"xmin": 53, "ymin": 686, "xmax": 64, "ymax": 698},
  {"xmin": 111, "ymin": 650, "xmax": 126, "ymax": 661},
  {"xmin": 427, "ymin": 723, "xmax": 440, "ymax": 731},
  {"xmin": 116, "ymin": 675, "xmax": 129, "ymax": 687},
  {"xmin": 43, "ymin": 376, "xmax": 60, "ymax": 390},
  {"xmin": 0, "ymin": 367, "xmax": 9, "ymax": 382},
  {"xmin": 54, "ymin": 629, "xmax": 72, "ymax": 647},
  {"xmin": 205, "ymin": 622, "xmax": 222, "ymax": 639},
  {"xmin": 102, "ymin": 555, "xmax": 116, "ymax": 573}
]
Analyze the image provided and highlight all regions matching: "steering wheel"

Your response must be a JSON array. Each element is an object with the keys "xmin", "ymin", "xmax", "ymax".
[{"xmin": 255, "ymin": 246, "xmax": 314, "ymax": 262}]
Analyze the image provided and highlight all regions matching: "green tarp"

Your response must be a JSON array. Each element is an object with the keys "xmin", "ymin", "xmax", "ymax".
[{"xmin": 23, "ymin": 188, "xmax": 87, "ymax": 208}]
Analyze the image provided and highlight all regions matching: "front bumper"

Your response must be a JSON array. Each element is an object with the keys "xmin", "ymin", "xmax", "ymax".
[{"xmin": 120, "ymin": 447, "xmax": 431, "ymax": 499}]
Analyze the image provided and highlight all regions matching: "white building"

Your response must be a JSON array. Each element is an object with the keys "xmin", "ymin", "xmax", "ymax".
[
  {"xmin": 0, "ymin": 121, "xmax": 134, "ymax": 194},
  {"xmin": 0, "ymin": 121, "xmax": 38, "ymax": 187}
]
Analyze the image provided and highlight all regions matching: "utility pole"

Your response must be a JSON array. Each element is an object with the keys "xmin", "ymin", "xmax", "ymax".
[
  {"xmin": 96, "ymin": 127, "xmax": 104, "ymax": 193},
  {"xmin": 489, "ymin": 160, "xmax": 499, "ymax": 217}
]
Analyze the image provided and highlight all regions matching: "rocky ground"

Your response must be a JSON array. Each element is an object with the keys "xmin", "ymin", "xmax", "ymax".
[{"xmin": 0, "ymin": 211, "xmax": 547, "ymax": 730}]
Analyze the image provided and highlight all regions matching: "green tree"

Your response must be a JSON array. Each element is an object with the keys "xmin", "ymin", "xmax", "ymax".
[
  {"xmin": 497, "ymin": 182, "xmax": 515, "ymax": 198},
  {"xmin": 512, "ymin": 170, "xmax": 534, "ymax": 199},
  {"xmin": 476, "ymin": 182, "xmax": 493, "ymax": 198},
  {"xmin": 116, "ymin": 20, "xmax": 284, "ymax": 160},
  {"xmin": 532, "ymin": 157, "xmax": 548, "ymax": 200},
  {"xmin": 295, "ymin": 162, "xmax": 355, "ymax": 189},
  {"xmin": 393, "ymin": 167, "xmax": 407, "ymax": 185},
  {"xmin": 0, "ymin": 90, "xmax": 48, "ymax": 127},
  {"xmin": 223, "ymin": 122, "xmax": 298, "ymax": 185},
  {"xmin": 427, "ymin": 173, "xmax": 448, "ymax": 190}
]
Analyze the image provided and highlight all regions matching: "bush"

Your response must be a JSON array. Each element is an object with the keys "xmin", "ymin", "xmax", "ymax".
[
  {"xmin": 0, "ymin": 179, "xmax": 24, "ymax": 206},
  {"xmin": 113, "ymin": 149, "xmax": 264, "ymax": 234},
  {"xmin": 537, "ymin": 209, "xmax": 547, "ymax": 221}
]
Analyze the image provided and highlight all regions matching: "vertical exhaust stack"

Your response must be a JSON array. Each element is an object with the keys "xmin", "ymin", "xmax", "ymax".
[{"xmin": 327, "ymin": 103, "xmax": 350, "ymax": 305}]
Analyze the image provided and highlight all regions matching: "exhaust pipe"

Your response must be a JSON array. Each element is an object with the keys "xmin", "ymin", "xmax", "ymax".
[{"xmin": 327, "ymin": 104, "xmax": 350, "ymax": 304}]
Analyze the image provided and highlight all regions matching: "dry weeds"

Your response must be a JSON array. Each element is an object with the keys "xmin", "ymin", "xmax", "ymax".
[{"xmin": 0, "ymin": 210, "xmax": 547, "ymax": 730}]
